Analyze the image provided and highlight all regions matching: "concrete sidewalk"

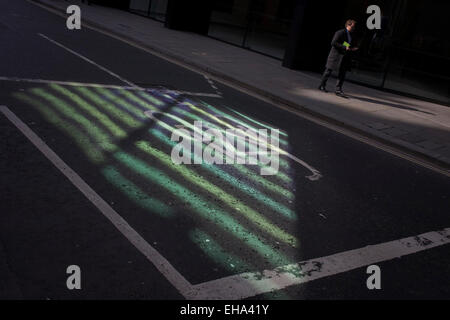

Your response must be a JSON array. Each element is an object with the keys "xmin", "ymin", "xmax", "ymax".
[{"xmin": 30, "ymin": 0, "xmax": 450, "ymax": 169}]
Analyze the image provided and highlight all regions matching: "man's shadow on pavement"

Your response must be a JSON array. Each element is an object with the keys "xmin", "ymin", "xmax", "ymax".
[{"xmin": 346, "ymin": 95, "xmax": 435, "ymax": 115}]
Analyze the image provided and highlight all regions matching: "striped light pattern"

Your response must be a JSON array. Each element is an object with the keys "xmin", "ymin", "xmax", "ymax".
[{"xmin": 14, "ymin": 83, "xmax": 304, "ymax": 277}]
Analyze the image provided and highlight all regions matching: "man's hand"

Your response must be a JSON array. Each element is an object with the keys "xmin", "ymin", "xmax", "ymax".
[{"xmin": 351, "ymin": 47, "xmax": 359, "ymax": 51}]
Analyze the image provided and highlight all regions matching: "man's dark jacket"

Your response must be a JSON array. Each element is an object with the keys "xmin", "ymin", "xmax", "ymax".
[{"xmin": 325, "ymin": 28, "xmax": 353, "ymax": 71}]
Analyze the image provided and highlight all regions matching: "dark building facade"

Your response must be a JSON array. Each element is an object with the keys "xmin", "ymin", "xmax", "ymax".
[
  {"xmin": 122, "ymin": 0, "xmax": 448, "ymax": 105},
  {"xmin": 129, "ymin": 0, "xmax": 168, "ymax": 21}
]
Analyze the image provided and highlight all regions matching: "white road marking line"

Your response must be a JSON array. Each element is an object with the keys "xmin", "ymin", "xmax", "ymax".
[
  {"xmin": 203, "ymin": 75, "xmax": 222, "ymax": 96},
  {"xmin": 33, "ymin": 1, "xmax": 446, "ymax": 178},
  {"xmin": 188, "ymin": 227, "xmax": 450, "ymax": 300},
  {"xmin": 38, "ymin": 33, "xmax": 141, "ymax": 89},
  {"xmin": 177, "ymin": 91, "xmax": 222, "ymax": 98},
  {"xmin": 32, "ymin": 2, "xmax": 226, "ymax": 101},
  {"xmin": 1, "ymin": 105, "xmax": 448, "ymax": 299},
  {"xmin": 233, "ymin": 123, "xmax": 322, "ymax": 180},
  {"xmin": 23, "ymin": 0, "xmax": 450, "ymax": 299},
  {"xmin": 144, "ymin": 110, "xmax": 322, "ymax": 180},
  {"xmin": 0, "ymin": 105, "xmax": 193, "ymax": 298},
  {"xmin": 28, "ymin": 0, "xmax": 449, "ymax": 178},
  {"xmin": 0, "ymin": 76, "xmax": 222, "ymax": 98},
  {"xmin": 38, "ymin": 33, "xmax": 223, "ymax": 99}
]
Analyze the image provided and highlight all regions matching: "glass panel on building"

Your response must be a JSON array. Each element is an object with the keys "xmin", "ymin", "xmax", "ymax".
[
  {"xmin": 208, "ymin": 0, "xmax": 251, "ymax": 46},
  {"xmin": 341, "ymin": 0, "xmax": 399, "ymax": 87},
  {"xmin": 129, "ymin": 0, "xmax": 167, "ymax": 22},
  {"xmin": 208, "ymin": 0, "xmax": 294, "ymax": 59},
  {"xmin": 383, "ymin": 1, "xmax": 449, "ymax": 104},
  {"xmin": 129, "ymin": 0, "xmax": 151, "ymax": 16},
  {"xmin": 243, "ymin": 0, "xmax": 294, "ymax": 59},
  {"xmin": 339, "ymin": 0, "xmax": 448, "ymax": 104},
  {"xmin": 149, "ymin": 0, "xmax": 168, "ymax": 22}
]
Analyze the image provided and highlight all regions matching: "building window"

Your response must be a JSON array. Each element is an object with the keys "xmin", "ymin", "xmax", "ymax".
[
  {"xmin": 129, "ymin": 0, "xmax": 167, "ymax": 22},
  {"xmin": 208, "ymin": 0, "xmax": 295, "ymax": 59},
  {"xmin": 342, "ymin": 0, "xmax": 449, "ymax": 104}
]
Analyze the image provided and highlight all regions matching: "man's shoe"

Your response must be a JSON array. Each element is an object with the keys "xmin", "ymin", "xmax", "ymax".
[
  {"xmin": 335, "ymin": 90, "xmax": 348, "ymax": 98},
  {"xmin": 318, "ymin": 85, "xmax": 328, "ymax": 92}
]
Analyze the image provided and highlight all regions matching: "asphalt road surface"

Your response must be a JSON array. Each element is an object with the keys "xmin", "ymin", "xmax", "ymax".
[{"xmin": 1, "ymin": 0, "xmax": 449, "ymax": 300}]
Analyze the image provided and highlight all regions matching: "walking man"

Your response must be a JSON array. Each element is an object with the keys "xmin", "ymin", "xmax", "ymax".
[{"xmin": 319, "ymin": 19, "xmax": 358, "ymax": 96}]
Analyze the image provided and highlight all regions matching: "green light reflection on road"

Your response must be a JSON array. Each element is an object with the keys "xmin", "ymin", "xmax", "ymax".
[
  {"xmin": 14, "ymin": 85, "xmax": 301, "ymax": 273},
  {"xmin": 14, "ymin": 92, "xmax": 105, "ymax": 163},
  {"xmin": 148, "ymin": 127, "xmax": 296, "ymax": 220},
  {"xmin": 51, "ymin": 84, "xmax": 127, "ymax": 138},
  {"xmin": 142, "ymin": 108, "xmax": 294, "ymax": 200},
  {"xmin": 204, "ymin": 101, "xmax": 289, "ymax": 143},
  {"xmin": 114, "ymin": 151, "xmax": 292, "ymax": 266},
  {"xmin": 74, "ymin": 86, "xmax": 142, "ymax": 128},
  {"xmin": 170, "ymin": 104, "xmax": 292, "ymax": 182},
  {"xmin": 94, "ymin": 87, "xmax": 148, "ymax": 120},
  {"xmin": 102, "ymin": 165, "xmax": 174, "ymax": 217},
  {"xmin": 226, "ymin": 105, "xmax": 289, "ymax": 138},
  {"xmin": 31, "ymin": 88, "xmax": 117, "ymax": 152},
  {"xmin": 136, "ymin": 140, "xmax": 298, "ymax": 247},
  {"xmin": 189, "ymin": 228, "xmax": 253, "ymax": 273}
]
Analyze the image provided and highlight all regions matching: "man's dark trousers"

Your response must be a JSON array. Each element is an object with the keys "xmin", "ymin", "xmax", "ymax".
[
  {"xmin": 320, "ymin": 28, "xmax": 353, "ymax": 92},
  {"xmin": 320, "ymin": 66, "xmax": 347, "ymax": 91}
]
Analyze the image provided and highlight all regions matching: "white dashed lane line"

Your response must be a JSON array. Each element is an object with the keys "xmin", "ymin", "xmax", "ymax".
[
  {"xmin": 203, "ymin": 74, "xmax": 223, "ymax": 96},
  {"xmin": 3, "ymin": 103, "xmax": 449, "ymax": 300}
]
